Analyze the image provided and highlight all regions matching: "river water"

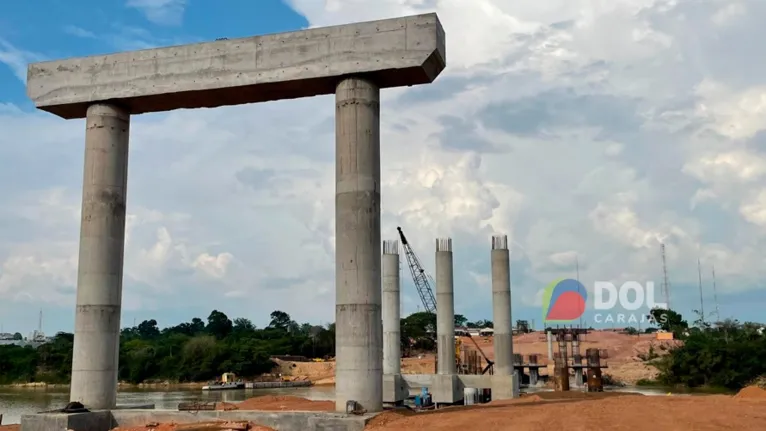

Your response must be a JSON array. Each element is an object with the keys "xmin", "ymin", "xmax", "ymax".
[
  {"xmin": 0, "ymin": 385, "xmax": 679, "ymax": 425},
  {"xmin": 0, "ymin": 386, "xmax": 335, "ymax": 425}
]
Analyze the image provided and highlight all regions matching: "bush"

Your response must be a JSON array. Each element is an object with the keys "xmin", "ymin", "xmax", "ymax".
[{"xmin": 654, "ymin": 318, "xmax": 766, "ymax": 390}]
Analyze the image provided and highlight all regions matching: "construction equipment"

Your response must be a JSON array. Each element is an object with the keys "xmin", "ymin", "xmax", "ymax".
[
  {"xmin": 397, "ymin": 226, "xmax": 437, "ymax": 315},
  {"xmin": 397, "ymin": 226, "xmax": 493, "ymax": 374},
  {"xmin": 463, "ymin": 333, "xmax": 494, "ymax": 374},
  {"xmin": 516, "ymin": 320, "xmax": 530, "ymax": 334}
]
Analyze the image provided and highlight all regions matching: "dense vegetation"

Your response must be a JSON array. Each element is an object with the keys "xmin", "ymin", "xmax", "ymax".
[
  {"xmin": 6, "ymin": 305, "xmax": 761, "ymax": 390},
  {"xmin": 649, "ymin": 308, "xmax": 766, "ymax": 390},
  {"xmin": 0, "ymin": 310, "xmax": 335, "ymax": 384},
  {"xmin": 0, "ymin": 310, "xmax": 471, "ymax": 385}
]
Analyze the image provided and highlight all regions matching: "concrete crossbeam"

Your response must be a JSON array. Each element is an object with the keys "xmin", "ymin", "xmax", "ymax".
[
  {"xmin": 26, "ymin": 13, "xmax": 445, "ymax": 119},
  {"xmin": 25, "ymin": 12, "xmax": 446, "ymax": 417}
]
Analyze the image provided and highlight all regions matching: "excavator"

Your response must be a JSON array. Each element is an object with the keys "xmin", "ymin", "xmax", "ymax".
[{"xmin": 397, "ymin": 226, "xmax": 494, "ymax": 375}]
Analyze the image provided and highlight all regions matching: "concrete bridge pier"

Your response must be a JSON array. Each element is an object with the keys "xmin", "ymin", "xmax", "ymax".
[
  {"xmin": 335, "ymin": 77, "xmax": 383, "ymax": 413},
  {"xmin": 381, "ymin": 240, "xmax": 407, "ymax": 405},
  {"xmin": 23, "ymin": 11, "xmax": 446, "ymax": 429},
  {"xmin": 433, "ymin": 237, "xmax": 461, "ymax": 405},
  {"xmin": 490, "ymin": 235, "xmax": 517, "ymax": 399},
  {"xmin": 69, "ymin": 103, "xmax": 130, "ymax": 410}
]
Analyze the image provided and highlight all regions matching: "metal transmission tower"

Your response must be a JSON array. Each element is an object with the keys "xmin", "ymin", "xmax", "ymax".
[
  {"xmin": 712, "ymin": 266, "xmax": 721, "ymax": 323},
  {"xmin": 660, "ymin": 243, "xmax": 671, "ymax": 309},
  {"xmin": 396, "ymin": 226, "xmax": 437, "ymax": 315}
]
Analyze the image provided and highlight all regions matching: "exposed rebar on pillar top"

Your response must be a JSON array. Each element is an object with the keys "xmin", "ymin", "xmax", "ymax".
[
  {"xmin": 383, "ymin": 240, "xmax": 399, "ymax": 255},
  {"xmin": 436, "ymin": 238, "xmax": 452, "ymax": 252},
  {"xmin": 491, "ymin": 235, "xmax": 508, "ymax": 250}
]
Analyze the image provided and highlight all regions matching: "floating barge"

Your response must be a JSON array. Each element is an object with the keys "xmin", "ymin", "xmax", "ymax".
[{"xmin": 245, "ymin": 380, "xmax": 311, "ymax": 389}]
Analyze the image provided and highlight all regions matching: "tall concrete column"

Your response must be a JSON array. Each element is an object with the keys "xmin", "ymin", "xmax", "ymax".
[
  {"xmin": 334, "ymin": 77, "xmax": 382, "ymax": 413},
  {"xmin": 70, "ymin": 103, "xmax": 130, "ymax": 409},
  {"xmin": 547, "ymin": 330, "xmax": 554, "ymax": 360},
  {"xmin": 436, "ymin": 238, "xmax": 456, "ymax": 375},
  {"xmin": 491, "ymin": 235, "xmax": 513, "ymax": 375},
  {"xmin": 491, "ymin": 235, "xmax": 516, "ymax": 399},
  {"xmin": 382, "ymin": 240, "xmax": 401, "ymax": 375}
]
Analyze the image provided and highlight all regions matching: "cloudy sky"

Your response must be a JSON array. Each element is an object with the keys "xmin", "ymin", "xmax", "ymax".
[{"xmin": 1, "ymin": 0, "xmax": 765, "ymax": 335}]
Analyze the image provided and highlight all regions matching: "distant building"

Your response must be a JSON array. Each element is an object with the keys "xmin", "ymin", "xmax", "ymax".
[{"xmin": 0, "ymin": 330, "xmax": 51, "ymax": 348}]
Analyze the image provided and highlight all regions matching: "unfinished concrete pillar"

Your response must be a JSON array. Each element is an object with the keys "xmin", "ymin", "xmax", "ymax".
[
  {"xmin": 547, "ymin": 330, "xmax": 553, "ymax": 360},
  {"xmin": 490, "ymin": 235, "xmax": 516, "ymax": 399},
  {"xmin": 69, "ymin": 103, "xmax": 130, "ymax": 409},
  {"xmin": 528, "ymin": 354, "xmax": 540, "ymax": 386},
  {"xmin": 335, "ymin": 77, "xmax": 383, "ymax": 413},
  {"xmin": 572, "ymin": 338, "xmax": 583, "ymax": 387},
  {"xmin": 435, "ymin": 238, "xmax": 456, "ymax": 375},
  {"xmin": 382, "ymin": 240, "xmax": 400, "ymax": 375}
]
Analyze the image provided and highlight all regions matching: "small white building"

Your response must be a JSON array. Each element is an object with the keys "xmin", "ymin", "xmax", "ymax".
[{"xmin": 479, "ymin": 327, "xmax": 494, "ymax": 337}]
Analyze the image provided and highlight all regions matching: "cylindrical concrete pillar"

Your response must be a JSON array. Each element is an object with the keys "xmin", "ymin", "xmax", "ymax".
[
  {"xmin": 334, "ymin": 77, "xmax": 382, "ymax": 413},
  {"xmin": 382, "ymin": 240, "xmax": 401, "ymax": 376},
  {"xmin": 572, "ymin": 338, "xmax": 583, "ymax": 387},
  {"xmin": 491, "ymin": 235, "xmax": 513, "ymax": 378},
  {"xmin": 546, "ymin": 331, "xmax": 553, "ymax": 360},
  {"xmin": 69, "ymin": 103, "xmax": 130, "ymax": 409},
  {"xmin": 435, "ymin": 238, "xmax": 456, "ymax": 375}
]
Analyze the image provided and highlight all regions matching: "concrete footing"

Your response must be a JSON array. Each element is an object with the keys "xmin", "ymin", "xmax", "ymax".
[
  {"xmin": 382, "ymin": 374, "xmax": 409, "ymax": 405},
  {"xmin": 430, "ymin": 374, "xmax": 463, "ymax": 405},
  {"xmin": 22, "ymin": 409, "xmax": 375, "ymax": 431}
]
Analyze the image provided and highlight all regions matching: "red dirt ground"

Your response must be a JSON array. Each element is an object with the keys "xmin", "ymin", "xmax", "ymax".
[
  {"xmin": 276, "ymin": 331, "xmax": 681, "ymax": 386},
  {"xmin": 235, "ymin": 395, "xmax": 334, "ymax": 412},
  {"xmin": 364, "ymin": 392, "xmax": 766, "ymax": 430},
  {"xmin": 112, "ymin": 421, "xmax": 274, "ymax": 431},
  {"xmin": 734, "ymin": 385, "xmax": 766, "ymax": 400}
]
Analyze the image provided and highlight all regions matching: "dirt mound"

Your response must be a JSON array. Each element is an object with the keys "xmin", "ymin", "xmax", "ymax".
[
  {"xmin": 365, "ymin": 410, "xmax": 410, "ymax": 429},
  {"xmin": 237, "ymin": 395, "xmax": 334, "ymax": 411},
  {"xmin": 215, "ymin": 402, "xmax": 239, "ymax": 411},
  {"xmin": 364, "ymin": 393, "xmax": 766, "ymax": 430},
  {"xmin": 735, "ymin": 385, "xmax": 766, "ymax": 400},
  {"xmin": 112, "ymin": 421, "xmax": 274, "ymax": 431}
]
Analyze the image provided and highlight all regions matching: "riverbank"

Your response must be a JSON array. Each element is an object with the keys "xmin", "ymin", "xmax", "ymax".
[
  {"xmin": 1, "ymin": 381, "xmax": 206, "ymax": 389},
  {"xmin": 100, "ymin": 389, "xmax": 766, "ymax": 431},
  {"xmin": 1, "ymin": 332, "xmax": 678, "ymax": 389}
]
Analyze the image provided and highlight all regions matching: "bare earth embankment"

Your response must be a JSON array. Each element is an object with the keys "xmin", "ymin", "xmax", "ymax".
[
  {"xmin": 277, "ymin": 331, "xmax": 680, "ymax": 386},
  {"xmin": 111, "ymin": 387, "xmax": 766, "ymax": 431}
]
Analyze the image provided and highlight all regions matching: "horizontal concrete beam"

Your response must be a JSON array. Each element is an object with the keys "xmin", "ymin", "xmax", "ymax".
[
  {"xmin": 27, "ymin": 13, "xmax": 446, "ymax": 119},
  {"xmin": 400, "ymin": 373, "xmax": 493, "ymax": 389}
]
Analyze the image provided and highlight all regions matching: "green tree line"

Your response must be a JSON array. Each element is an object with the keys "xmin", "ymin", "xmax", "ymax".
[
  {"xmin": 0, "ymin": 309, "xmax": 457, "ymax": 385},
  {"xmin": 0, "ymin": 310, "xmax": 335, "ymax": 385}
]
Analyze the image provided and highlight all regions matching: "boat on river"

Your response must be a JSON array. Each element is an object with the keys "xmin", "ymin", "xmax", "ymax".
[
  {"xmin": 202, "ymin": 381, "xmax": 245, "ymax": 391},
  {"xmin": 202, "ymin": 372, "xmax": 245, "ymax": 391}
]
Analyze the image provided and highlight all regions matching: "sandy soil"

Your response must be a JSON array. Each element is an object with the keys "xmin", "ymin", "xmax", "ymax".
[
  {"xmin": 365, "ymin": 392, "xmax": 766, "ymax": 430},
  {"xmin": 277, "ymin": 331, "xmax": 679, "ymax": 386},
  {"xmin": 0, "ymin": 425, "xmax": 19, "ymax": 431},
  {"xmin": 734, "ymin": 385, "xmax": 766, "ymax": 399},
  {"xmin": 235, "ymin": 395, "xmax": 334, "ymax": 412},
  {"xmin": 102, "ymin": 390, "xmax": 766, "ymax": 431},
  {"xmin": 112, "ymin": 421, "xmax": 274, "ymax": 431}
]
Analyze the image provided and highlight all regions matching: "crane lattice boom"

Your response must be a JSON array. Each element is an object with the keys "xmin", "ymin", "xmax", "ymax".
[{"xmin": 397, "ymin": 226, "xmax": 437, "ymax": 315}]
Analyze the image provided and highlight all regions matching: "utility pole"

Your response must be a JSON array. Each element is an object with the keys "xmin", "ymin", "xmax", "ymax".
[
  {"xmin": 660, "ymin": 243, "xmax": 670, "ymax": 309},
  {"xmin": 576, "ymin": 255, "xmax": 582, "ymax": 329},
  {"xmin": 712, "ymin": 266, "xmax": 720, "ymax": 323},
  {"xmin": 697, "ymin": 257, "xmax": 705, "ymax": 324}
]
